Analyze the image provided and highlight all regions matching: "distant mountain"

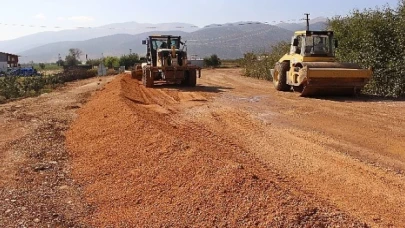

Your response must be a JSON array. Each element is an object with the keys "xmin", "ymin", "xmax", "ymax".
[
  {"xmin": 19, "ymin": 31, "xmax": 188, "ymax": 63},
  {"xmin": 19, "ymin": 23, "xmax": 293, "ymax": 62},
  {"xmin": 0, "ymin": 22, "xmax": 199, "ymax": 54},
  {"xmin": 275, "ymin": 17, "xmax": 328, "ymax": 31},
  {"xmin": 184, "ymin": 23, "xmax": 293, "ymax": 59}
]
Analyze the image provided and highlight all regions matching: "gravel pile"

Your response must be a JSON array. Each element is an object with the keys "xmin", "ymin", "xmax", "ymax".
[{"xmin": 66, "ymin": 74, "xmax": 367, "ymax": 227}]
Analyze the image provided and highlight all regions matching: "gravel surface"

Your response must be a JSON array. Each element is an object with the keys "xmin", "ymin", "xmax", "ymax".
[
  {"xmin": 3, "ymin": 69, "xmax": 405, "ymax": 227},
  {"xmin": 66, "ymin": 74, "xmax": 367, "ymax": 227},
  {"xmin": 0, "ymin": 76, "xmax": 114, "ymax": 227}
]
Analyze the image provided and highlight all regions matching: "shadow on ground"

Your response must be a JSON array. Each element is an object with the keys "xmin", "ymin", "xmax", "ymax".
[
  {"xmin": 152, "ymin": 83, "xmax": 234, "ymax": 93},
  {"xmin": 312, "ymin": 94, "xmax": 405, "ymax": 103}
]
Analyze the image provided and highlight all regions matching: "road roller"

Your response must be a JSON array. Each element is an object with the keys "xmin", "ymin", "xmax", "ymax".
[{"xmin": 271, "ymin": 28, "xmax": 372, "ymax": 96}]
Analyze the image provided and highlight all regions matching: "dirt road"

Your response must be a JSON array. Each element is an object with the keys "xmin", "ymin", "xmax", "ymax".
[
  {"xmin": 64, "ymin": 69, "xmax": 405, "ymax": 227},
  {"xmin": 0, "ymin": 76, "xmax": 114, "ymax": 227},
  {"xmin": 2, "ymin": 69, "xmax": 404, "ymax": 227}
]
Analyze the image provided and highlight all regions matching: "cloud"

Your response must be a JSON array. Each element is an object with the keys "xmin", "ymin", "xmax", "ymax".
[
  {"xmin": 34, "ymin": 13, "xmax": 46, "ymax": 20},
  {"xmin": 68, "ymin": 16, "xmax": 95, "ymax": 22}
]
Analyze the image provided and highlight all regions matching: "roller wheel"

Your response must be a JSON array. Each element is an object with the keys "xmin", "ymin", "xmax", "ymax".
[{"xmin": 273, "ymin": 62, "xmax": 290, "ymax": 91}]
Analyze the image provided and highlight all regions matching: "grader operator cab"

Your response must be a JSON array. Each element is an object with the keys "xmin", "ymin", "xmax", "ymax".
[
  {"xmin": 271, "ymin": 18, "xmax": 372, "ymax": 96},
  {"xmin": 132, "ymin": 35, "xmax": 201, "ymax": 87}
]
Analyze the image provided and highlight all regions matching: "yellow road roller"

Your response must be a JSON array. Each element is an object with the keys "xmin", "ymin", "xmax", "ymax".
[{"xmin": 271, "ymin": 30, "xmax": 372, "ymax": 96}]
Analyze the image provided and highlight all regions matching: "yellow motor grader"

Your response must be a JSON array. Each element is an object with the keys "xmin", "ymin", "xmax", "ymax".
[
  {"xmin": 271, "ymin": 30, "xmax": 372, "ymax": 96},
  {"xmin": 132, "ymin": 35, "xmax": 201, "ymax": 87}
]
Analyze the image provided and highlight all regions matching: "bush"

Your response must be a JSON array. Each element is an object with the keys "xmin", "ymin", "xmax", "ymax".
[
  {"xmin": 119, "ymin": 54, "xmax": 141, "ymax": 69},
  {"xmin": 241, "ymin": 41, "xmax": 290, "ymax": 80},
  {"xmin": 204, "ymin": 54, "xmax": 221, "ymax": 68},
  {"xmin": 0, "ymin": 76, "xmax": 22, "ymax": 99},
  {"xmin": 107, "ymin": 69, "xmax": 118, "ymax": 76},
  {"xmin": 0, "ymin": 66, "xmax": 101, "ymax": 103},
  {"xmin": 329, "ymin": 1, "xmax": 405, "ymax": 97},
  {"xmin": 104, "ymin": 56, "xmax": 120, "ymax": 69},
  {"xmin": 87, "ymin": 69, "xmax": 98, "ymax": 78}
]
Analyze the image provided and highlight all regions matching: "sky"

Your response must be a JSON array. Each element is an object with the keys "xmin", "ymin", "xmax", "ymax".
[{"xmin": 0, "ymin": 0, "xmax": 398, "ymax": 41}]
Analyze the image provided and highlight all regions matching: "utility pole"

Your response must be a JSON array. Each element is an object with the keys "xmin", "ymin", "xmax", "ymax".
[
  {"xmin": 57, "ymin": 53, "xmax": 61, "ymax": 66},
  {"xmin": 304, "ymin": 13, "xmax": 310, "ymax": 31}
]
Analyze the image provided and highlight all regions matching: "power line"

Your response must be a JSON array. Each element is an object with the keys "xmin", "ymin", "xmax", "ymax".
[{"xmin": 0, "ymin": 18, "xmax": 310, "ymax": 31}]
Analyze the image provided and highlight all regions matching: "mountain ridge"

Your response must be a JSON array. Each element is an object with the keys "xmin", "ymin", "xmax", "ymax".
[
  {"xmin": 18, "ymin": 23, "xmax": 294, "ymax": 62},
  {"xmin": 6, "ymin": 18, "xmax": 330, "ymax": 62}
]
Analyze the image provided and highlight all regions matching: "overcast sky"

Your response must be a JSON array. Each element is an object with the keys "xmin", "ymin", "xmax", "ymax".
[{"xmin": 0, "ymin": 0, "xmax": 397, "ymax": 41}]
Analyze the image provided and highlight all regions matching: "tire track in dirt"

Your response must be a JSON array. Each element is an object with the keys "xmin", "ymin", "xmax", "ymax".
[
  {"xmin": 0, "ymin": 76, "xmax": 114, "ymax": 227},
  {"xmin": 180, "ymin": 69, "xmax": 405, "ymax": 227},
  {"xmin": 66, "ymin": 74, "xmax": 365, "ymax": 227}
]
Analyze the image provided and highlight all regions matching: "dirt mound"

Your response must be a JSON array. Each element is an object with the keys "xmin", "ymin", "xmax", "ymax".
[{"xmin": 66, "ymin": 74, "xmax": 365, "ymax": 227}]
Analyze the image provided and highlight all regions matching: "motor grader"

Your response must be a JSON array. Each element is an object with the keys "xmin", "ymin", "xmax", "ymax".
[
  {"xmin": 271, "ymin": 30, "xmax": 372, "ymax": 96},
  {"xmin": 132, "ymin": 35, "xmax": 201, "ymax": 87}
]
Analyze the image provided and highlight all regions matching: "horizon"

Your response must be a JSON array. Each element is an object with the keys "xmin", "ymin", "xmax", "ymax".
[{"xmin": 0, "ymin": 0, "xmax": 397, "ymax": 41}]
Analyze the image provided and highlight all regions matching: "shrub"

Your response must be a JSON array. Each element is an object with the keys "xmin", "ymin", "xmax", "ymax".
[
  {"xmin": 0, "ymin": 66, "xmax": 100, "ymax": 103},
  {"xmin": 87, "ymin": 69, "xmax": 98, "ymax": 78},
  {"xmin": 204, "ymin": 54, "xmax": 221, "ymax": 68},
  {"xmin": 0, "ymin": 76, "xmax": 22, "ymax": 99},
  {"xmin": 329, "ymin": 1, "xmax": 405, "ymax": 97},
  {"xmin": 107, "ymin": 69, "xmax": 118, "ymax": 76},
  {"xmin": 119, "ymin": 54, "xmax": 141, "ymax": 69},
  {"xmin": 241, "ymin": 41, "xmax": 290, "ymax": 81}
]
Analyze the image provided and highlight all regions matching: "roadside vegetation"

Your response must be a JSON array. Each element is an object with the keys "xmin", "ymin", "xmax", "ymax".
[
  {"xmin": 241, "ymin": 41, "xmax": 290, "ymax": 81},
  {"xmin": 204, "ymin": 54, "xmax": 222, "ymax": 68},
  {"xmin": 0, "ymin": 48, "xmax": 136, "ymax": 103},
  {"xmin": 329, "ymin": 1, "xmax": 405, "ymax": 97},
  {"xmin": 86, "ymin": 53, "xmax": 141, "ymax": 70}
]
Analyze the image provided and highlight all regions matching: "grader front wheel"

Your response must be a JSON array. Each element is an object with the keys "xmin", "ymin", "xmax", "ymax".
[
  {"xmin": 142, "ymin": 69, "xmax": 154, "ymax": 88},
  {"xmin": 182, "ymin": 70, "xmax": 197, "ymax": 87}
]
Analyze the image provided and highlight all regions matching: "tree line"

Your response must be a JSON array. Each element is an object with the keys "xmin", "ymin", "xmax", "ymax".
[
  {"xmin": 329, "ymin": 0, "xmax": 405, "ymax": 97},
  {"xmin": 56, "ymin": 48, "xmax": 142, "ymax": 70}
]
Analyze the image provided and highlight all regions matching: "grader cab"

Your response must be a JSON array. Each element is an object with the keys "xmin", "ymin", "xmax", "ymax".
[
  {"xmin": 132, "ymin": 35, "xmax": 201, "ymax": 87},
  {"xmin": 271, "ymin": 29, "xmax": 372, "ymax": 96}
]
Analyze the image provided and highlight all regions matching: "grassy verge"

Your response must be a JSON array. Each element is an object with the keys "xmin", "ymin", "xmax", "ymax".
[{"xmin": 0, "ymin": 68, "xmax": 106, "ymax": 104}]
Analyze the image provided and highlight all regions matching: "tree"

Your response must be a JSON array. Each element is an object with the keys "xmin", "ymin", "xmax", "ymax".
[
  {"xmin": 56, "ymin": 59, "xmax": 65, "ymax": 67},
  {"xmin": 329, "ymin": 1, "xmax": 405, "ymax": 97},
  {"xmin": 119, "ymin": 54, "xmax": 141, "ymax": 69},
  {"xmin": 204, "ymin": 54, "xmax": 221, "ymax": 68},
  {"xmin": 38, "ymin": 63, "xmax": 46, "ymax": 70},
  {"xmin": 86, "ymin": 58, "xmax": 103, "ymax": 67},
  {"xmin": 65, "ymin": 48, "xmax": 83, "ymax": 67},
  {"xmin": 103, "ymin": 56, "xmax": 120, "ymax": 69}
]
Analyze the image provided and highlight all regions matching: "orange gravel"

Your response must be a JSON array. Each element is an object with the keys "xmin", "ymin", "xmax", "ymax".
[{"xmin": 66, "ymin": 74, "xmax": 365, "ymax": 227}]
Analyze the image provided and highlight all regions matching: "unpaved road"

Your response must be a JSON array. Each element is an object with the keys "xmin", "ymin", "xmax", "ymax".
[
  {"xmin": 0, "ymin": 76, "xmax": 114, "ymax": 227},
  {"xmin": 2, "ymin": 69, "xmax": 405, "ymax": 227}
]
